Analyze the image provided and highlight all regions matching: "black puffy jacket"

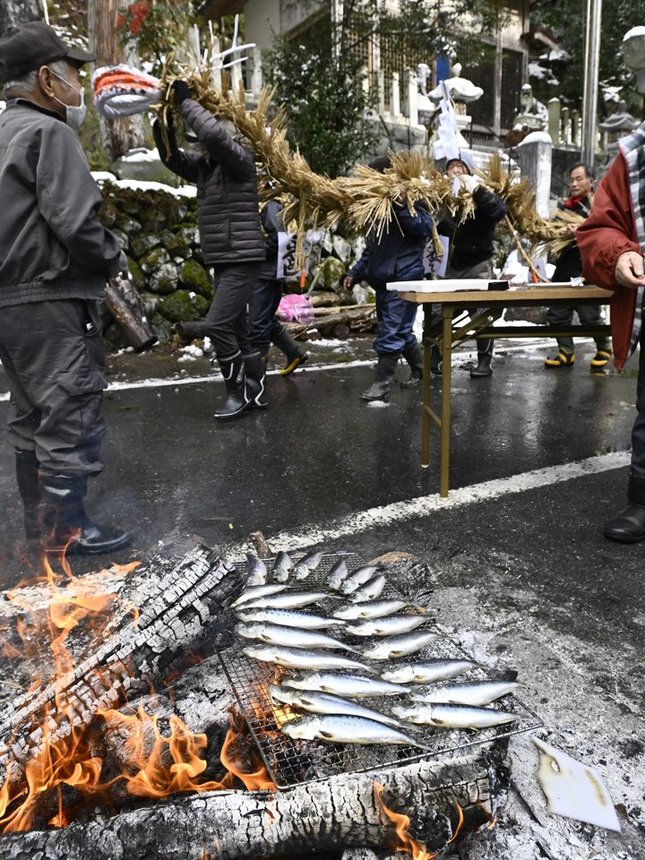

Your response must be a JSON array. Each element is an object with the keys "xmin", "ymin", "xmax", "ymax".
[
  {"xmin": 438, "ymin": 186, "xmax": 507, "ymax": 270},
  {"xmin": 153, "ymin": 100, "xmax": 265, "ymax": 265}
]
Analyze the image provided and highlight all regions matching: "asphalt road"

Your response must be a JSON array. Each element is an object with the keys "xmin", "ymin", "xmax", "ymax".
[{"xmin": 0, "ymin": 338, "xmax": 644, "ymax": 857}]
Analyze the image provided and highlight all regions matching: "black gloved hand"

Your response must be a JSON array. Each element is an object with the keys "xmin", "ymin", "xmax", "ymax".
[{"xmin": 171, "ymin": 80, "xmax": 191, "ymax": 104}]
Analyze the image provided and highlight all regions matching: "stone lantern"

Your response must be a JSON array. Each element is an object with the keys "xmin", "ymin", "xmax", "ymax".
[
  {"xmin": 622, "ymin": 26, "xmax": 645, "ymax": 95},
  {"xmin": 599, "ymin": 100, "xmax": 639, "ymax": 153}
]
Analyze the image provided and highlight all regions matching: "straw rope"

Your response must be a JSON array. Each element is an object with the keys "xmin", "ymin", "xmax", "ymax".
[{"xmin": 156, "ymin": 71, "xmax": 575, "ymax": 272}]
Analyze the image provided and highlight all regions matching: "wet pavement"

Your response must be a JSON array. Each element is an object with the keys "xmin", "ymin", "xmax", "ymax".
[{"xmin": 0, "ymin": 333, "xmax": 644, "ymax": 857}]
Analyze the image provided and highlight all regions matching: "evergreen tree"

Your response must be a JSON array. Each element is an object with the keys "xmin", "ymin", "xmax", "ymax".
[{"xmin": 530, "ymin": 0, "xmax": 645, "ymax": 116}]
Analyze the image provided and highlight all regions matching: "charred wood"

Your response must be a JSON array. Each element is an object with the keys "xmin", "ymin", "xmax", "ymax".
[
  {"xmin": 0, "ymin": 547, "xmax": 241, "ymax": 786},
  {"xmin": 0, "ymin": 754, "xmax": 494, "ymax": 859}
]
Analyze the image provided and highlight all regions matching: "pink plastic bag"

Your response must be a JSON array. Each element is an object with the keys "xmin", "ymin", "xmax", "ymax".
[{"xmin": 277, "ymin": 293, "xmax": 315, "ymax": 325}]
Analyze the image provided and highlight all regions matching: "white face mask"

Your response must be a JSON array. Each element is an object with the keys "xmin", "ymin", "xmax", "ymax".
[{"xmin": 48, "ymin": 67, "xmax": 87, "ymax": 130}]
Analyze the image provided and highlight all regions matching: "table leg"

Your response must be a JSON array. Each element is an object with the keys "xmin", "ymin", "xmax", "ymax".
[
  {"xmin": 421, "ymin": 307, "xmax": 431, "ymax": 468},
  {"xmin": 439, "ymin": 307, "xmax": 453, "ymax": 498}
]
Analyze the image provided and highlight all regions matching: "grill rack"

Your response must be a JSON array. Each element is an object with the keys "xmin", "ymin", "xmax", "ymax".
[{"xmin": 219, "ymin": 552, "xmax": 542, "ymax": 790}]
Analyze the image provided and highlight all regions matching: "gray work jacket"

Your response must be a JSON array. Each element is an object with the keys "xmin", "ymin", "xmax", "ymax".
[{"xmin": 0, "ymin": 99, "xmax": 122, "ymax": 308}]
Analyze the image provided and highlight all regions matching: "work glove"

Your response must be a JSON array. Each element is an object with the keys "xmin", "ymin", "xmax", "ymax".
[
  {"xmin": 171, "ymin": 79, "xmax": 192, "ymax": 104},
  {"xmin": 458, "ymin": 173, "xmax": 480, "ymax": 193}
]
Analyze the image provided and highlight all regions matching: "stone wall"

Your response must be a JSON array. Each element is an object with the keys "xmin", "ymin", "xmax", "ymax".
[{"xmin": 99, "ymin": 182, "xmax": 212, "ymax": 346}]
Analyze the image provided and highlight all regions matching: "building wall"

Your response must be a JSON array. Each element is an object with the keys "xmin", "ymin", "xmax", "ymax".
[
  {"xmin": 242, "ymin": 0, "xmax": 281, "ymax": 53},
  {"xmin": 240, "ymin": 0, "xmax": 530, "ymax": 141},
  {"xmin": 280, "ymin": 0, "xmax": 327, "ymax": 37}
]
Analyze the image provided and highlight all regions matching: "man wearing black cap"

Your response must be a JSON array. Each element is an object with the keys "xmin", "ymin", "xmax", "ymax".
[{"xmin": 0, "ymin": 20, "xmax": 131, "ymax": 555}]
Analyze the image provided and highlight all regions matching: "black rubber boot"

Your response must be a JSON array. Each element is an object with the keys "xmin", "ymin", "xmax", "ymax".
[
  {"xmin": 214, "ymin": 351, "xmax": 246, "ymax": 420},
  {"xmin": 243, "ymin": 351, "xmax": 268, "ymax": 409},
  {"xmin": 400, "ymin": 343, "xmax": 424, "ymax": 388},
  {"xmin": 361, "ymin": 354, "xmax": 399, "ymax": 401},
  {"xmin": 470, "ymin": 340, "xmax": 494, "ymax": 378},
  {"xmin": 430, "ymin": 345, "xmax": 442, "ymax": 376},
  {"xmin": 15, "ymin": 448, "xmax": 40, "ymax": 540},
  {"xmin": 603, "ymin": 472, "xmax": 645, "ymax": 543},
  {"xmin": 271, "ymin": 328, "xmax": 309, "ymax": 376},
  {"xmin": 39, "ymin": 475, "xmax": 131, "ymax": 555},
  {"xmin": 175, "ymin": 320, "xmax": 206, "ymax": 344}
]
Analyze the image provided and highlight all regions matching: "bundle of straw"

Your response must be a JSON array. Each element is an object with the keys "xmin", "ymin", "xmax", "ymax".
[{"xmin": 156, "ymin": 70, "xmax": 576, "ymax": 273}]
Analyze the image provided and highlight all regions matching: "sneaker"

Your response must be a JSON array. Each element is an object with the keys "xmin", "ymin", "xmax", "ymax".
[
  {"xmin": 544, "ymin": 351, "xmax": 575, "ymax": 368},
  {"xmin": 279, "ymin": 352, "xmax": 309, "ymax": 376},
  {"xmin": 590, "ymin": 348, "xmax": 612, "ymax": 370}
]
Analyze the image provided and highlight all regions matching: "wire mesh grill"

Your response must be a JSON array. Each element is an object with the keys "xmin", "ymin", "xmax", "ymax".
[{"xmin": 219, "ymin": 552, "xmax": 542, "ymax": 790}]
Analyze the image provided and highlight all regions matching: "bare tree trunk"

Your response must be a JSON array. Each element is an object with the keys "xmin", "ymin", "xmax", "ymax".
[{"xmin": 87, "ymin": 0, "xmax": 144, "ymax": 160}]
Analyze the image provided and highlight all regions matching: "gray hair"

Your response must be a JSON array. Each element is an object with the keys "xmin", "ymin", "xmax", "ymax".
[{"xmin": 3, "ymin": 58, "xmax": 70, "ymax": 96}]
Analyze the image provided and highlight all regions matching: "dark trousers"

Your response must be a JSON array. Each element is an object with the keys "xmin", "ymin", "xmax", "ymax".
[
  {"xmin": 632, "ymin": 325, "xmax": 645, "ymax": 476},
  {"xmin": 372, "ymin": 282, "xmax": 419, "ymax": 355},
  {"xmin": 0, "ymin": 299, "xmax": 106, "ymax": 477},
  {"xmin": 249, "ymin": 277, "xmax": 286, "ymax": 355},
  {"xmin": 545, "ymin": 303, "xmax": 611, "ymax": 354},
  {"xmin": 204, "ymin": 262, "xmax": 262, "ymax": 358}
]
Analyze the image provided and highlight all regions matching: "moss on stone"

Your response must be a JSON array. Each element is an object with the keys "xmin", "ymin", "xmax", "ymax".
[
  {"xmin": 157, "ymin": 289, "xmax": 210, "ymax": 323},
  {"xmin": 180, "ymin": 259, "xmax": 213, "ymax": 298},
  {"xmin": 127, "ymin": 258, "xmax": 146, "ymax": 291}
]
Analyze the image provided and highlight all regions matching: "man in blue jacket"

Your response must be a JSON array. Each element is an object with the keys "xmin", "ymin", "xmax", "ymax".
[
  {"xmin": 343, "ymin": 156, "xmax": 433, "ymax": 401},
  {"xmin": 0, "ymin": 21, "xmax": 131, "ymax": 555}
]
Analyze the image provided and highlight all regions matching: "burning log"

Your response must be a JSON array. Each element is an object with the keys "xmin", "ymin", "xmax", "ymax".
[
  {"xmin": 0, "ymin": 547, "xmax": 240, "ymax": 789},
  {"xmin": 0, "ymin": 751, "xmax": 496, "ymax": 859}
]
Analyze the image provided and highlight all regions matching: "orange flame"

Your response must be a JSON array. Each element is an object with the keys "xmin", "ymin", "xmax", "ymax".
[
  {"xmin": 448, "ymin": 801, "xmax": 465, "ymax": 843},
  {"xmin": 99, "ymin": 705, "xmax": 227, "ymax": 798},
  {"xmin": 0, "ymin": 704, "xmax": 105, "ymax": 832},
  {"xmin": 374, "ymin": 783, "xmax": 437, "ymax": 860},
  {"xmin": 220, "ymin": 720, "xmax": 276, "ymax": 791},
  {"xmin": 0, "ymin": 636, "xmax": 22, "ymax": 660},
  {"xmin": 0, "ymin": 550, "xmax": 278, "ymax": 833}
]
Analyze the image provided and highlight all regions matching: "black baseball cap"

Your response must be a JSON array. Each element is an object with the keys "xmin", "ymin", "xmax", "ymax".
[{"xmin": 0, "ymin": 20, "xmax": 94, "ymax": 84}]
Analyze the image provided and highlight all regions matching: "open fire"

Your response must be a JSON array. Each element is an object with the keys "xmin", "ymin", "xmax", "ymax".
[
  {"xmin": 0, "ymin": 549, "xmax": 276, "ymax": 834},
  {"xmin": 0, "ymin": 546, "xmax": 518, "ymax": 859}
]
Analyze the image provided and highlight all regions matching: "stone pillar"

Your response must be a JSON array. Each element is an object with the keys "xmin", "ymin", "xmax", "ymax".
[
  {"xmin": 561, "ymin": 106, "xmax": 570, "ymax": 146},
  {"xmin": 377, "ymin": 69, "xmax": 385, "ymax": 115},
  {"xmin": 571, "ymin": 110, "xmax": 581, "ymax": 148},
  {"xmin": 230, "ymin": 60, "xmax": 243, "ymax": 94},
  {"xmin": 210, "ymin": 36, "xmax": 222, "ymax": 91},
  {"xmin": 517, "ymin": 131, "xmax": 553, "ymax": 218},
  {"xmin": 406, "ymin": 69, "xmax": 418, "ymax": 126},
  {"xmin": 547, "ymin": 97, "xmax": 561, "ymax": 145},
  {"xmin": 391, "ymin": 72, "xmax": 400, "ymax": 118},
  {"xmin": 251, "ymin": 47, "xmax": 263, "ymax": 97}
]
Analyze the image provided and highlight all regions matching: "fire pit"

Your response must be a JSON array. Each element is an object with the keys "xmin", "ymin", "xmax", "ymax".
[{"xmin": 0, "ymin": 545, "xmax": 542, "ymax": 859}]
